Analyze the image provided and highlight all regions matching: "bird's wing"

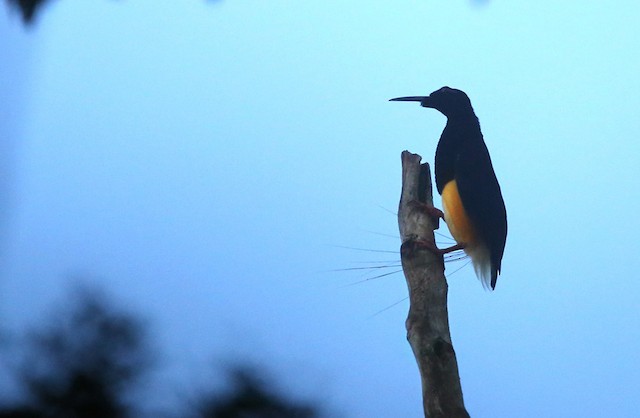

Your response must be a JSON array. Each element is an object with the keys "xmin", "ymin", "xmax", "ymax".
[{"xmin": 455, "ymin": 138, "xmax": 508, "ymax": 285}]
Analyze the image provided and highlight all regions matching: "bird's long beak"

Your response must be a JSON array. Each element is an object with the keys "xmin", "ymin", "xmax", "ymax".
[
  {"xmin": 389, "ymin": 96, "xmax": 428, "ymax": 102},
  {"xmin": 389, "ymin": 96, "xmax": 432, "ymax": 107}
]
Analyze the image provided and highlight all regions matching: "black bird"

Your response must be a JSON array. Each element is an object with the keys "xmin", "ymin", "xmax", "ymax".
[{"xmin": 391, "ymin": 87, "xmax": 507, "ymax": 289}]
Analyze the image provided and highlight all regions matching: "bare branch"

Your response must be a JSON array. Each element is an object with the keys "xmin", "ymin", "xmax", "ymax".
[{"xmin": 398, "ymin": 151, "xmax": 469, "ymax": 418}]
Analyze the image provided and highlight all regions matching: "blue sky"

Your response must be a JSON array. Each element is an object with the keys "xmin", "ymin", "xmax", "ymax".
[{"xmin": 2, "ymin": 1, "xmax": 640, "ymax": 417}]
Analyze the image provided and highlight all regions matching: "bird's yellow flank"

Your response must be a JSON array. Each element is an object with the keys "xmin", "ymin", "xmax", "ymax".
[{"xmin": 441, "ymin": 180, "xmax": 477, "ymax": 249}]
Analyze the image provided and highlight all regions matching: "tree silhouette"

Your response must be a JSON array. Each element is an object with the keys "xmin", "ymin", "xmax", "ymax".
[
  {"xmin": 5, "ymin": 0, "xmax": 51, "ymax": 23},
  {"xmin": 0, "ymin": 286, "xmax": 327, "ymax": 418},
  {"xmin": 5, "ymin": 0, "xmax": 222, "ymax": 25},
  {"xmin": 0, "ymin": 286, "xmax": 151, "ymax": 418},
  {"xmin": 192, "ymin": 366, "xmax": 320, "ymax": 418}
]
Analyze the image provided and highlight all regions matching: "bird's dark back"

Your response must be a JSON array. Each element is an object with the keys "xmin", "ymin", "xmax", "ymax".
[
  {"xmin": 434, "ymin": 116, "xmax": 482, "ymax": 194},
  {"xmin": 435, "ymin": 115, "xmax": 507, "ymax": 281}
]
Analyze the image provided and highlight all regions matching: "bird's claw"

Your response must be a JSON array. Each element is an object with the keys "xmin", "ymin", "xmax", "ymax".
[
  {"xmin": 410, "ymin": 201, "xmax": 445, "ymax": 221},
  {"xmin": 413, "ymin": 240, "xmax": 466, "ymax": 256}
]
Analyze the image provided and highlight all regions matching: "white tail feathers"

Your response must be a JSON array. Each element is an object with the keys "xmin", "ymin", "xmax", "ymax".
[{"xmin": 465, "ymin": 244, "xmax": 493, "ymax": 290}]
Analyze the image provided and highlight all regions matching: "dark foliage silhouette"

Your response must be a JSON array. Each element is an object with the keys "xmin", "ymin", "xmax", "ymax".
[
  {"xmin": 0, "ymin": 287, "xmax": 151, "ymax": 418},
  {"xmin": 5, "ymin": 0, "xmax": 51, "ymax": 23},
  {"xmin": 0, "ymin": 286, "xmax": 327, "ymax": 418},
  {"xmin": 5, "ymin": 0, "xmax": 223, "ymax": 24},
  {"xmin": 192, "ymin": 366, "xmax": 319, "ymax": 418}
]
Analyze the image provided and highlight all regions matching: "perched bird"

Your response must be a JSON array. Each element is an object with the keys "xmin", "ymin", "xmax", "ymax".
[{"xmin": 391, "ymin": 87, "xmax": 507, "ymax": 289}]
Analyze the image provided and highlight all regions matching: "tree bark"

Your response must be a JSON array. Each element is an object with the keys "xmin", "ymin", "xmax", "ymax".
[{"xmin": 398, "ymin": 151, "xmax": 470, "ymax": 418}]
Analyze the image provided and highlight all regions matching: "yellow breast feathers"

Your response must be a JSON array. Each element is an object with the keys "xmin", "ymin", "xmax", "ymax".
[{"xmin": 441, "ymin": 180, "xmax": 477, "ymax": 248}]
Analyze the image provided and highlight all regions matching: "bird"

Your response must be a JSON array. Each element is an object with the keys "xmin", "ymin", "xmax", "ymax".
[{"xmin": 390, "ymin": 87, "xmax": 507, "ymax": 290}]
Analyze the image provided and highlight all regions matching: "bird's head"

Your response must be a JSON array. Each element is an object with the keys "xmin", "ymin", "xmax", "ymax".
[{"xmin": 390, "ymin": 86, "xmax": 474, "ymax": 118}]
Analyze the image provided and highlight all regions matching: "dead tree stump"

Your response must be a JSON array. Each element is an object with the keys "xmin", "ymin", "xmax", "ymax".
[{"xmin": 398, "ymin": 151, "xmax": 470, "ymax": 418}]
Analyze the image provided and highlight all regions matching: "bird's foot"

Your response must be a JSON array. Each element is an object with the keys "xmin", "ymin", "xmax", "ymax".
[
  {"xmin": 414, "ymin": 240, "xmax": 466, "ymax": 256},
  {"xmin": 436, "ymin": 242, "xmax": 466, "ymax": 255},
  {"xmin": 410, "ymin": 201, "xmax": 445, "ymax": 221}
]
